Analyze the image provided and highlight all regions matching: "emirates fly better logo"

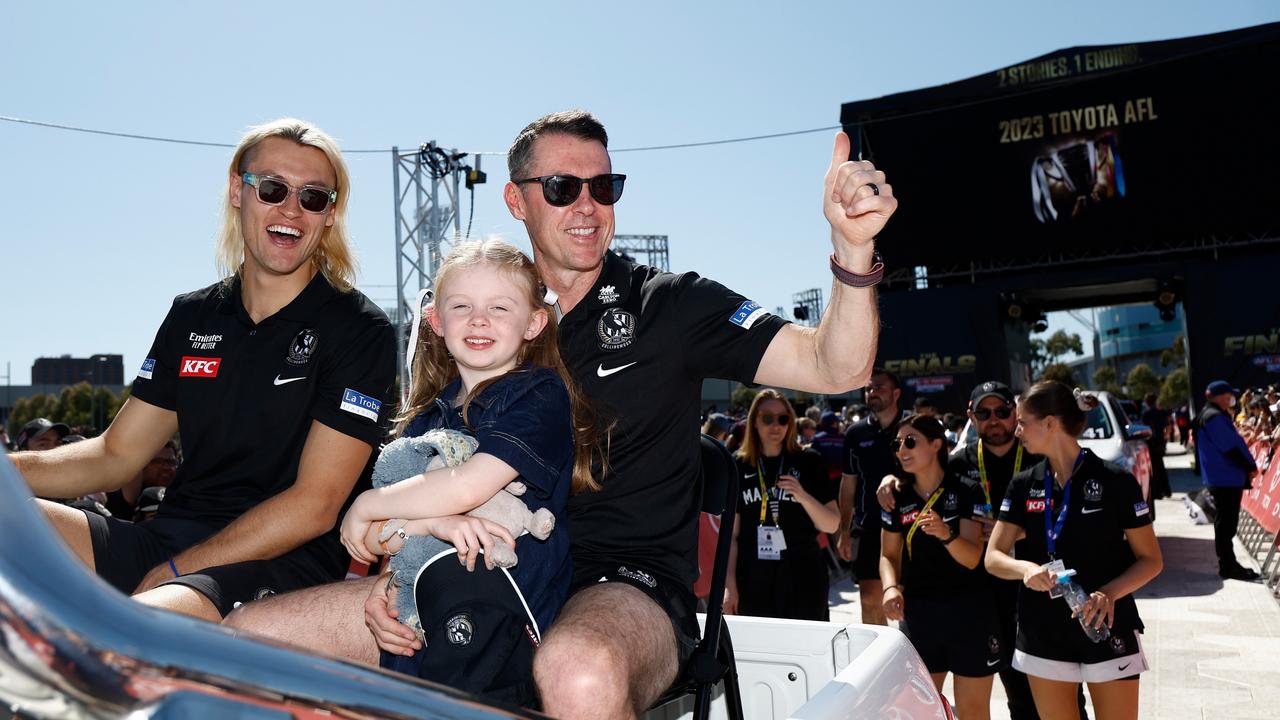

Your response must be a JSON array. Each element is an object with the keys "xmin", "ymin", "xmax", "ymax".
[{"xmin": 179, "ymin": 356, "xmax": 221, "ymax": 378}]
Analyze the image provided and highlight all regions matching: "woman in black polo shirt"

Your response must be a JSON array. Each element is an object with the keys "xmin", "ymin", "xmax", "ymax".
[
  {"xmin": 727, "ymin": 388, "xmax": 838, "ymax": 621},
  {"xmin": 987, "ymin": 381, "xmax": 1163, "ymax": 720},
  {"xmin": 880, "ymin": 414, "xmax": 1003, "ymax": 720}
]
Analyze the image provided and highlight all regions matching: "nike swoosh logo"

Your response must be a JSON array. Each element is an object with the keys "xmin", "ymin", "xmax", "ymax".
[
  {"xmin": 986, "ymin": 659, "xmax": 1001, "ymax": 667},
  {"xmin": 744, "ymin": 473, "xmax": 758, "ymax": 479},
  {"xmin": 597, "ymin": 362, "xmax": 637, "ymax": 378},
  {"xmin": 1081, "ymin": 507, "xmax": 1104, "ymax": 514},
  {"xmin": 273, "ymin": 375, "xmax": 306, "ymax": 386},
  {"xmin": 941, "ymin": 515, "xmax": 959, "ymax": 523},
  {"xmin": 1118, "ymin": 663, "xmax": 1130, "ymax": 671}
]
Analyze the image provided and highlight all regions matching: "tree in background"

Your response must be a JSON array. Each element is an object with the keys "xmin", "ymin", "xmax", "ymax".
[
  {"xmin": 1125, "ymin": 363, "xmax": 1162, "ymax": 402},
  {"xmin": 8, "ymin": 382, "xmax": 126, "ymax": 437},
  {"xmin": 730, "ymin": 384, "xmax": 759, "ymax": 414},
  {"xmin": 1159, "ymin": 333, "xmax": 1187, "ymax": 369},
  {"xmin": 1092, "ymin": 365, "xmax": 1125, "ymax": 397},
  {"xmin": 1040, "ymin": 363, "xmax": 1078, "ymax": 386},
  {"xmin": 1158, "ymin": 367, "xmax": 1190, "ymax": 409},
  {"xmin": 1029, "ymin": 330, "xmax": 1084, "ymax": 375}
]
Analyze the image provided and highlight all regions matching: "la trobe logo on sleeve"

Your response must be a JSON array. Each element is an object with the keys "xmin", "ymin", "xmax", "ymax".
[{"xmin": 340, "ymin": 388, "xmax": 381, "ymax": 421}]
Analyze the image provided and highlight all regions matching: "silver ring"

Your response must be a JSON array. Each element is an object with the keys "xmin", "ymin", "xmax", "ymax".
[{"xmin": 867, "ymin": 182, "xmax": 880, "ymax": 196}]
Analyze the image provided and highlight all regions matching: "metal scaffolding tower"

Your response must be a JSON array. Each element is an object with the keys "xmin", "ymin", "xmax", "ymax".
[
  {"xmin": 391, "ymin": 142, "xmax": 467, "ymax": 392},
  {"xmin": 791, "ymin": 288, "xmax": 824, "ymax": 327},
  {"xmin": 613, "ymin": 234, "xmax": 670, "ymax": 271}
]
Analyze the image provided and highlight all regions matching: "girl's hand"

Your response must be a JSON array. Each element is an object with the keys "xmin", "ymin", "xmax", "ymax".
[
  {"xmin": 1022, "ymin": 564, "xmax": 1057, "ymax": 592},
  {"xmin": 1078, "ymin": 590, "xmax": 1115, "ymax": 630},
  {"xmin": 424, "ymin": 516, "xmax": 518, "ymax": 572},
  {"xmin": 340, "ymin": 493, "xmax": 379, "ymax": 564},
  {"xmin": 882, "ymin": 585, "xmax": 905, "ymax": 621},
  {"xmin": 776, "ymin": 475, "xmax": 810, "ymax": 504},
  {"xmin": 917, "ymin": 509, "xmax": 951, "ymax": 540}
]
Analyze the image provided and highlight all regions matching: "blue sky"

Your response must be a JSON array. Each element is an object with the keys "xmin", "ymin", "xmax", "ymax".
[{"xmin": 2, "ymin": 1, "xmax": 1275, "ymax": 385}]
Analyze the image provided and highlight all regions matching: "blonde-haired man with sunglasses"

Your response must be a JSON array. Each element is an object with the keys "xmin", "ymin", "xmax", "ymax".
[{"xmin": 12, "ymin": 119, "xmax": 396, "ymax": 623}]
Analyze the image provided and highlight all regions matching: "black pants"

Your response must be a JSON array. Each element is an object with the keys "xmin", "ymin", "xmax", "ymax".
[{"xmin": 1210, "ymin": 486, "xmax": 1244, "ymax": 571}]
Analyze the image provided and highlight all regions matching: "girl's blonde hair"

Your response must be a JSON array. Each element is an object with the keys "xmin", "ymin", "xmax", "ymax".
[
  {"xmin": 216, "ymin": 118, "xmax": 357, "ymax": 291},
  {"xmin": 735, "ymin": 388, "xmax": 802, "ymax": 467},
  {"xmin": 396, "ymin": 239, "xmax": 607, "ymax": 494}
]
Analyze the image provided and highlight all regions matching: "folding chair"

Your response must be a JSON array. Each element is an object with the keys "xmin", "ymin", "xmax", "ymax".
[{"xmin": 650, "ymin": 434, "xmax": 744, "ymax": 720}]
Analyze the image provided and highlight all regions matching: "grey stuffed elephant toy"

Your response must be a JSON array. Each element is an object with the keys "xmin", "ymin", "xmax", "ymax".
[{"xmin": 372, "ymin": 428, "xmax": 556, "ymax": 638}]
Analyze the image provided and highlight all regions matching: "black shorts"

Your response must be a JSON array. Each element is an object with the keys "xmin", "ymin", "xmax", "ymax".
[
  {"xmin": 902, "ymin": 592, "xmax": 1006, "ymax": 677},
  {"xmin": 850, "ymin": 522, "xmax": 881, "ymax": 582},
  {"xmin": 1016, "ymin": 603, "xmax": 1148, "ymax": 682},
  {"xmin": 571, "ymin": 562, "xmax": 700, "ymax": 674},
  {"xmin": 84, "ymin": 511, "xmax": 348, "ymax": 616}
]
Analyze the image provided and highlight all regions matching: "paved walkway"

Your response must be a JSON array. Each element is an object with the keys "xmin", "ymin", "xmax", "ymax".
[{"xmin": 828, "ymin": 443, "xmax": 1280, "ymax": 719}]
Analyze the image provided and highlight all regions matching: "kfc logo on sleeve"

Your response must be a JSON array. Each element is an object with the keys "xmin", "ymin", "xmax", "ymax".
[{"xmin": 179, "ymin": 356, "xmax": 221, "ymax": 378}]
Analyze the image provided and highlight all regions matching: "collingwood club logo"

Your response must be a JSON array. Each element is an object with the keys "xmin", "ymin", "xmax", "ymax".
[
  {"xmin": 446, "ymin": 613, "xmax": 474, "ymax": 646},
  {"xmin": 597, "ymin": 308, "xmax": 636, "ymax": 351},
  {"xmin": 1084, "ymin": 479, "xmax": 1103, "ymax": 502},
  {"xmin": 286, "ymin": 329, "xmax": 318, "ymax": 366}
]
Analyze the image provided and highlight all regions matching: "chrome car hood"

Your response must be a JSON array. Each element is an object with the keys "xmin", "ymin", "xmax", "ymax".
[{"xmin": 0, "ymin": 456, "xmax": 538, "ymax": 719}]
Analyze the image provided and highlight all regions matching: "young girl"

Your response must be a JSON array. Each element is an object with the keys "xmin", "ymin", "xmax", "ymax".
[
  {"xmin": 727, "ymin": 388, "xmax": 839, "ymax": 621},
  {"xmin": 986, "ymin": 381, "xmax": 1162, "ymax": 720},
  {"xmin": 336, "ymin": 238, "xmax": 602, "ymax": 695},
  {"xmin": 880, "ymin": 414, "xmax": 1003, "ymax": 720}
]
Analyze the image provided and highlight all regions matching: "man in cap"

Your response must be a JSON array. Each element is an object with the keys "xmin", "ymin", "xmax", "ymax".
[
  {"xmin": 1195, "ymin": 380, "xmax": 1259, "ymax": 581},
  {"xmin": 15, "ymin": 418, "xmax": 70, "ymax": 451}
]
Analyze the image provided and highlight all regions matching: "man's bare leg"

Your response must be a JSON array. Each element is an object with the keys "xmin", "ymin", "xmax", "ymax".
[
  {"xmin": 534, "ymin": 583, "xmax": 679, "ymax": 720},
  {"xmin": 36, "ymin": 499, "xmax": 95, "ymax": 569},
  {"xmin": 133, "ymin": 585, "xmax": 223, "ymax": 623},
  {"xmin": 224, "ymin": 576, "xmax": 381, "ymax": 664}
]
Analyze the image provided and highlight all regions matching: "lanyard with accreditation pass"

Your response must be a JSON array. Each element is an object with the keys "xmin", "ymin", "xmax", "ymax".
[
  {"xmin": 905, "ymin": 484, "xmax": 946, "ymax": 561},
  {"xmin": 977, "ymin": 440, "xmax": 1023, "ymax": 516},
  {"xmin": 756, "ymin": 459, "xmax": 787, "ymax": 560},
  {"xmin": 1043, "ymin": 450, "xmax": 1086, "ymax": 560}
]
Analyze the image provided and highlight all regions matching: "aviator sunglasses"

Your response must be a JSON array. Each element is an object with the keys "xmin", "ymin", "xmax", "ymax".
[
  {"xmin": 242, "ymin": 173, "xmax": 338, "ymax": 214},
  {"xmin": 757, "ymin": 412, "xmax": 791, "ymax": 426},
  {"xmin": 889, "ymin": 436, "xmax": 919, "ymax": 452},
  {"xmin": 513, "ymin": 173, "xmax": 627, "ymax": 207},
  {"xmin": 972, "ymin": 405, "xmax": 1014, "ymax": 421}
]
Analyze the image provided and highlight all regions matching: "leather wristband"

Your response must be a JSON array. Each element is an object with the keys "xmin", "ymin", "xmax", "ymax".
[{"xmin": 830, "ymin": 251, "xmax": 884, "ymax": 288}]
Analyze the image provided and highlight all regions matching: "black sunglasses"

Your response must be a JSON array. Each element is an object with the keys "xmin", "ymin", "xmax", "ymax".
[
  {"xmin": 757, "ymin": 413, "xmax": 791, "ymax": 427},
  {"xmin": 973, "ymin": 405, "xmax": 1014, "ymax": 421},
  {"xmin": 242, "ymin": 173, "xmax": 337, "ymax": 214},
  {"xmin": 513, "ymin": 174, "xmax": 626, "ymax": 207},
  {"xmin": 890, "ymin": 436, "xmax": 918, "ymax": 452}
]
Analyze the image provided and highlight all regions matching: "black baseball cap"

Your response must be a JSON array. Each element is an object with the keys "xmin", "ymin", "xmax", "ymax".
[
  {"xmin": 15, "ymin": 418, "xmax": 71, "ymax": 450},
  {"xmin": 412, "ymin": 549, "xmax": 539, "ymax": 705},
  {"xmin": 970, "ymin": 381, "xmax": 1016, "ymax": 408}
]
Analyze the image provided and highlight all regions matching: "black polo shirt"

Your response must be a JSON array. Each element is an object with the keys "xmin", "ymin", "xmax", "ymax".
[
  {"xmin": 734, "ymin": 449, "xmax": 833, "ymax": 562},
  {"xmin": 948, "ymin": 439, "xmax": 1042, "ymax": 515},
  {"xmin": 560, "ymin": 251, "xmax": 788, "ymax": 588},
  {"xmin": 881, "ymin": 472, "xmax": 985, "ymax": 598},
  {"xmin": 841, "ymin": 411, "xmax": 906, "ymax": 528},
  {"xmin": 130, "ymin": 273, "xmax": 396, "ymax": 525},
  {"xmin": 998, "ymin": 449, "xmax": 1151, "ymax": 632}
]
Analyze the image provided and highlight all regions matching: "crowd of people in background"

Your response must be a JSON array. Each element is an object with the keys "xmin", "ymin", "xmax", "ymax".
[{"xmin": 702, "ymin": 373, "xmax": 1175, "ymax": 720}]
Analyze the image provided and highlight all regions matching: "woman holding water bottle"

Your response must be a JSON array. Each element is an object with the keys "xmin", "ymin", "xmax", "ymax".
[{"xmin": 986, "ymin": 381, "xmax": 1163, "ymax": 720}]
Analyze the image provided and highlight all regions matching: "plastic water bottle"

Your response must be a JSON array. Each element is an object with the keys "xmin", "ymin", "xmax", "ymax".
[{"xmin": 1057, "ymin": 570, "xmax": 1110, "ymax": 643}]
